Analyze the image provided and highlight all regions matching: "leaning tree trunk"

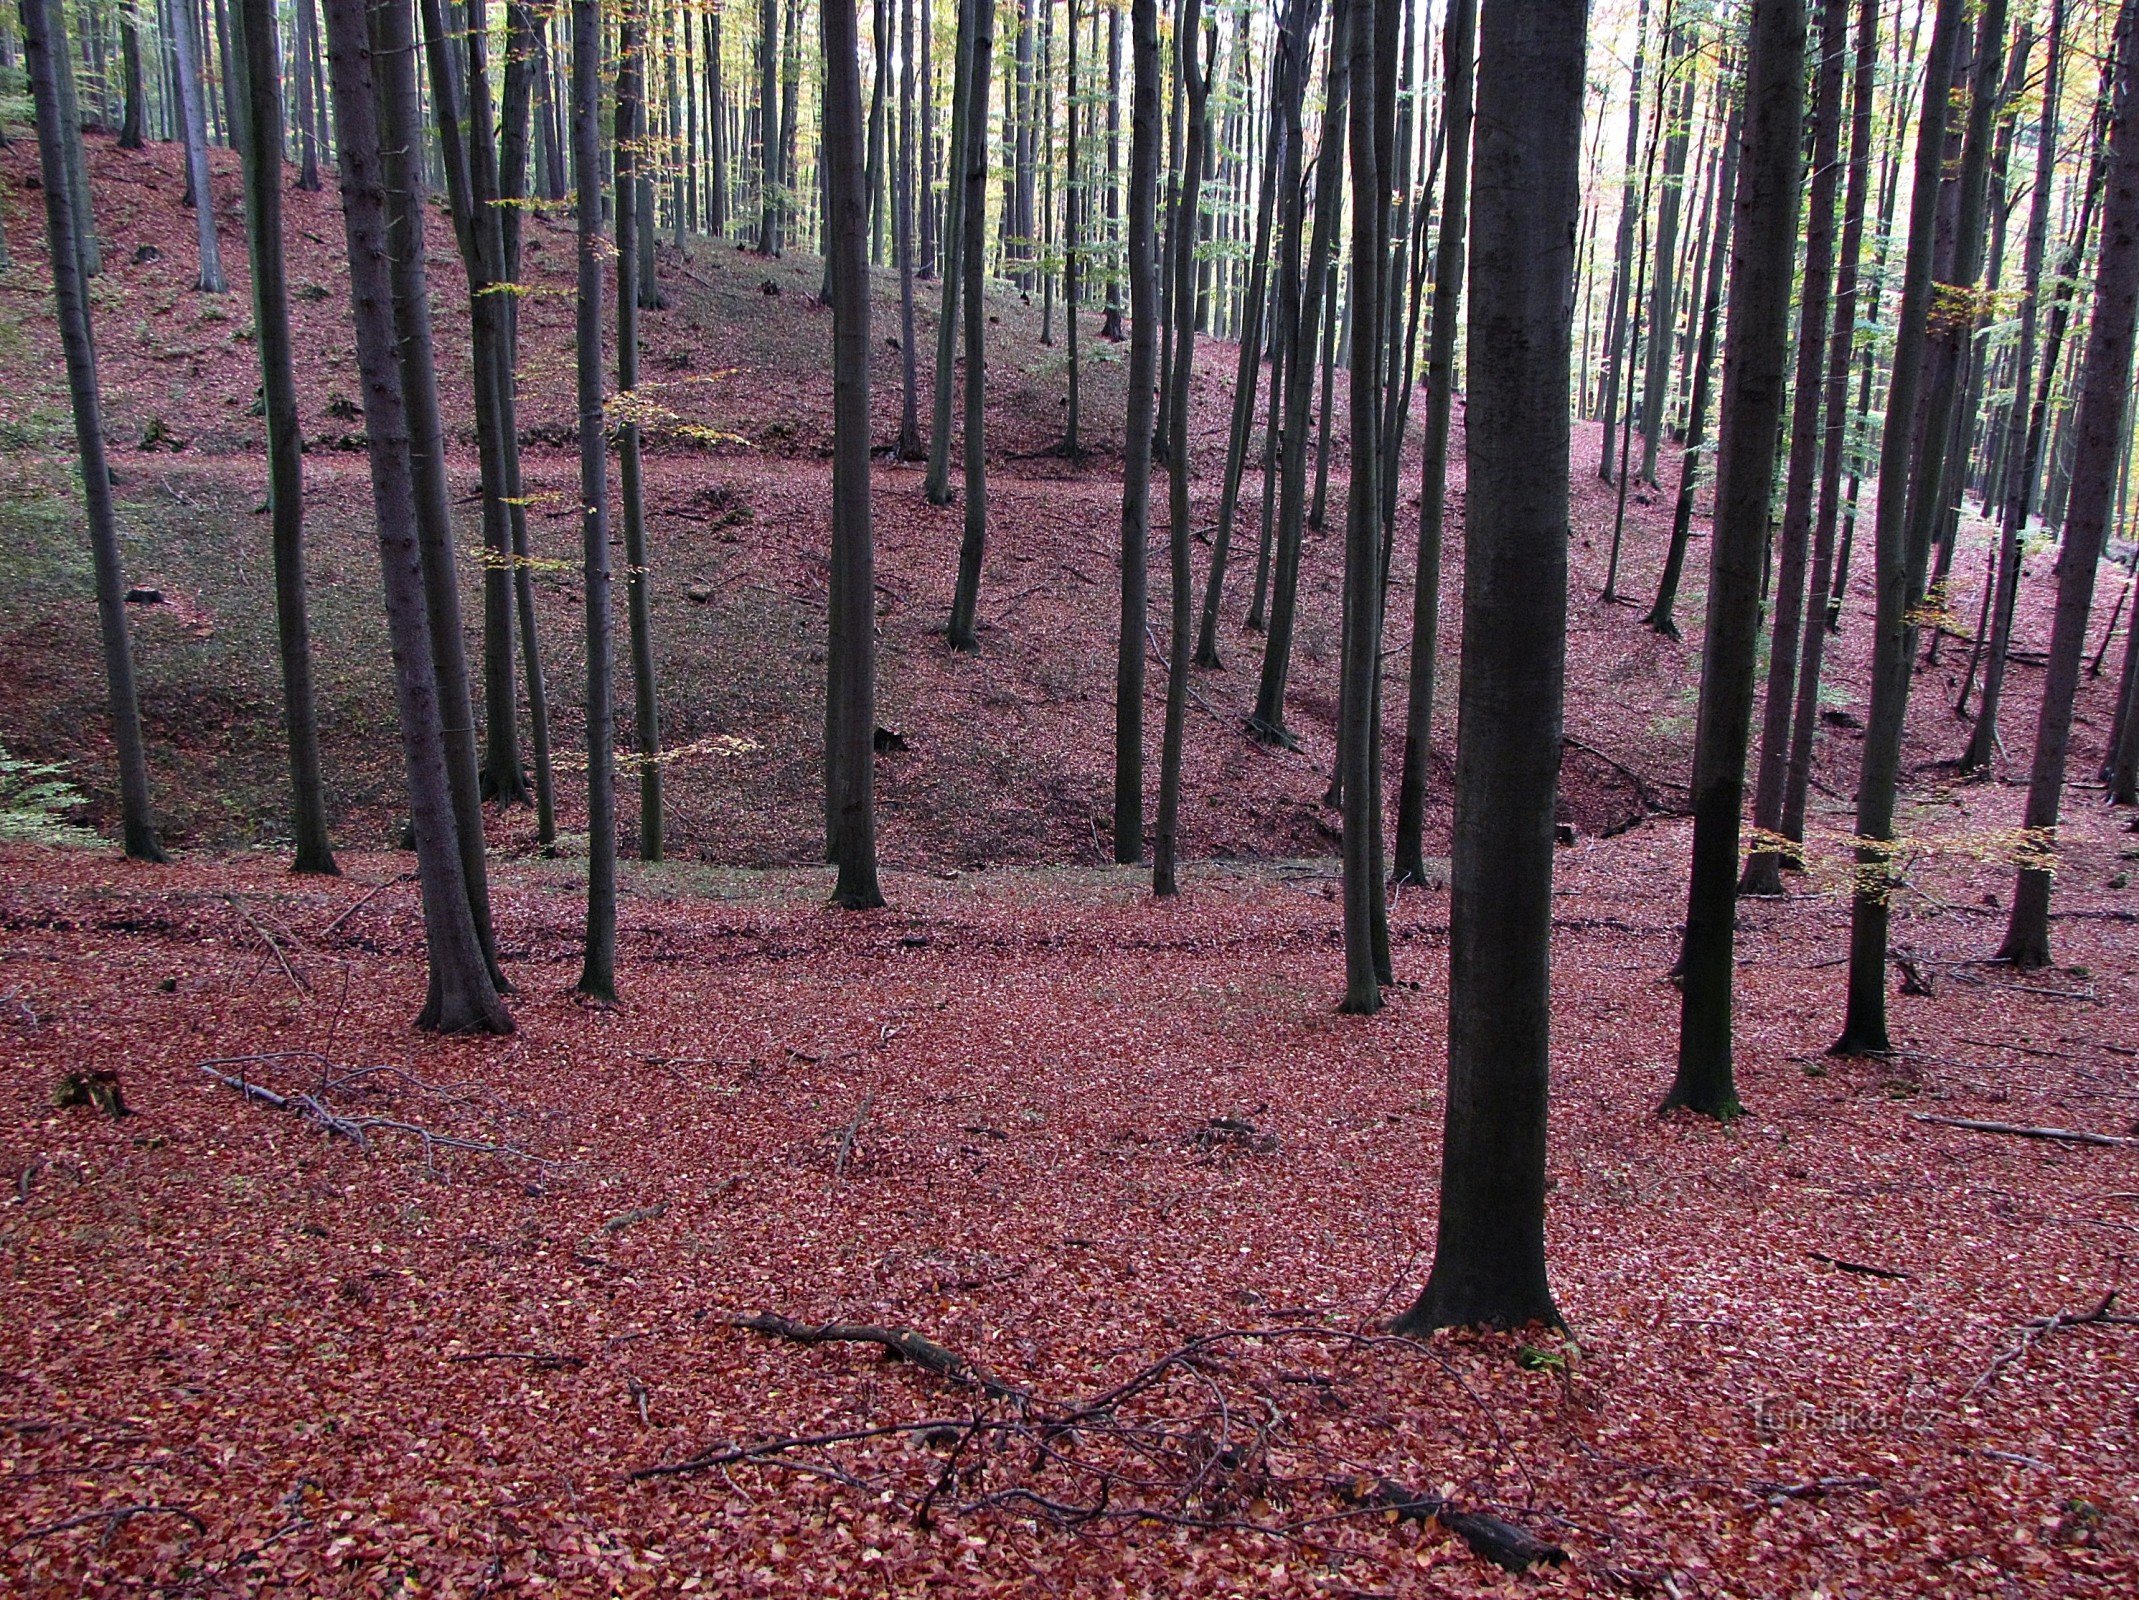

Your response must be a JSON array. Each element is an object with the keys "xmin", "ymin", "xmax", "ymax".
[
  {"xmin": 1833, "ymin": 0, "xmax": 1967, "ymax": 1057},
  {"xmin": 572, "ymin": 0, "xmax": 617, "ymax": 1002},
  {"xmin": 1665, "ymin": 0, "xmax": 1805, "ymax": 1119},
  {"xmin": 19, "ymin": 0, "xmax": 165, "ymax": 863},
  {"xmin": 1394, "ymin": 0, "xmax": 1582, "ymax": 1336},
  {"xmin": 1392, "ymin": 0, "xmax": 1474, "ymax": 887},
  {"xmin": 1153, "ymin": 0, "xmax": 1211, "ymax": 899},
  {"xmin": 321, "ymin": 0, "xmax": 507, "ymax": 1033},
  {"xmin": 945, "ymin": 0, "xmax": 996, "ymax": 651},
  {"xmin": 1999, "ymin": 0, "xmax": 2139, "ymax": 969},
  {"xmin": 1114, "ymin": 0, "xmax": 1161, "ymax": 864},
  {"xmin": 232, "ymin": 0, "xmax": 336, "ymax": 874},
  {"xmin": 615, "ymin": 15, "xmax": 664, "ymax": 861},
  {"xmin": 824, "ymin": 0, "xmax": 887, "ymax": 909},
  {"xmin": 1740, "ymin": 0, "xmax": 1845, "ymax": 897}
]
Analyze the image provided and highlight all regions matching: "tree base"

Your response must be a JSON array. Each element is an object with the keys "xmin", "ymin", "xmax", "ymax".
[{"xmin": 1736, "ymin": 853, "xmax": 1786, "ymax": 898}]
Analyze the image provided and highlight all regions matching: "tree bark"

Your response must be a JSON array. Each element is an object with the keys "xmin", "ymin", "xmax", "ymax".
[
  {"xmin": 1999, "ymin": 0, "xmax": 2139, "ymax": 968},
  {"xmin": 170, "ymin": 0, "xmax": 226, "ymax": 290},
  {"xmin": 945, "ymin": 0, "xmax": 996, "ymax": 651},
  {"xmin": 1396, "ymin": 0, "xmax": 1582, "ymax": 1336},
  {"xmin": 615, "ymin": 10, "xmax": 664, "ymax": 861},
  {"xmin": 1114, "ymin": 0, "xmax": 1160, "ymax": 863},
  {"xmin": 232, "ymin": 0, "xmax": 336, "ymax": 874},
  {"xmin": 19, "ymin": 0, "xmax": 166, "ymax": 864}
]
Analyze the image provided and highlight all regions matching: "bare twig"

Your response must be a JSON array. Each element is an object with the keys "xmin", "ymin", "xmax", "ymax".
[
  {"xmin": 833, "ymin": 1094, "xmax": 876, "ymax": 1180},
  {"xmin": 1913, "ymin": 1113, "xmax": 2139, "ymax": 1149},
  {"xmin": 5, "ymin": 1503, "xmax": 205, "ymax": 1552}
]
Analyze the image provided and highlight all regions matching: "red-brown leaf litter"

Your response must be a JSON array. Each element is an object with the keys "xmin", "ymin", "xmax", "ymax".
[{"xmin": 3, "ymin": 135, "xmax": 2136, "ymax": 1597}]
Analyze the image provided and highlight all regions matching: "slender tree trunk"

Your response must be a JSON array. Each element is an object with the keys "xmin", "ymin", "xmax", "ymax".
[
  {"xmin": 1782, "ymin": 0, "xmax": 1881, "ymax": 844},
  {"xmin": 1153, "ymin": 0, "xmax": 1211, "ymax": 899},
  {"xmin": 1395, "ymin": 0, "xmax": 1581, "ymax": 1336},
  {"xmin": 291, "ymin": 0, "xmax": 321, "ymax": 188},
  {"xmin": 170, "ymin": 0, "xmax": 226, "ymax": 290},
  {"xmin": 758, "ymin": 0, "xmax": 781, "ymax": 252},
  {"xmin": 2000, "ymin": 0, "xmax": 2139, "ymax": 967},
  {"xmin": 320, "ymin": 0, "xmax": 506, "ymax": 1032},
  {"xmin": 1637, "ymin": 27, "xmax": 1694, "ymax": 487},
  {"xmin": 1058, "ymin": 0, "xmax": 1081, "ymax": 453},
  {"xmin": 1250, "ymin": 0, "xmax": 1350, "ymax": 741},
  {"xmin": 1597, "ymin": 0, "xmax": 1651, "ymax": 484},
  {"xmin": 1666, "ymin": 0, "xmax": 1805, "ymax": 1117},
  {"xmin": 572, "ymin": 0, "xmax": 616, "ymax": 1001},
  {"xmin": 1741, "ymin": 0, "xmax": 1845, "ymax": 897},
  {"xmin": 19, "ymin": 0, "xmax": 165, "ymax": 864},
  {"xmin": 1393, "ymin": 0, "xmax": 1473, "ymax": 887},
  {"xmin": 1102, "ymin": 3, "xmax": 1125, "ymax": 338},
  {"xmin": 925, "ymin": 0, "xmax": 977, "ymax": 503},
  {"xmin": 232, "ymin": 0, "xmax": 336, "ymax": 874},
  {"xmin": 118, "ymin": 0, "xmax": 145, "ymax": 148},
  {"xmin": 1834, "ymin": 0, "xmax": 1966, "ymax": 1056},
  {"xmin": 823, "ymin": 0, "xmax": 886, "ymax": 908},
  {"xmin": 1114, "ymin": 0, "xmax": 1160, "ymax": 863},
  {"xmin": 896, "ymin": 0, "xmax": 922, "ymax": 456},
  {"xmin": 945, "ymin": 0, "xmax": 994, "ymax": 649},
  {"xmin": 615, "ymin": 10, "xmax": 663, "ymax": 861}
]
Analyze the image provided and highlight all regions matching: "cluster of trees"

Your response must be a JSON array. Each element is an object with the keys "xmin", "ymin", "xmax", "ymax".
[{"xmin": 14, "ymin": 0, "xmax": 2139, "ymax": 1327}]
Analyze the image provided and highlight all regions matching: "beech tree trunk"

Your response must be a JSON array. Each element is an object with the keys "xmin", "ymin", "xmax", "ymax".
[
  {"xmin": 925, "ymin": 0, "xmax": 977, "ymax": 503},
  {"xmin": 616, "ymin": 12, "xmax": 664, "ymax": 862},
  {"xmin": 573, "ymin": 0, "xmax": 616, "ymax": 1002},
  {"xmin": 824, "ymin": 0, "xmax": 886, "ymax": 909},
  {"xmin": 232, "ymin": 0, "xmax": 336, "ymax": 874},
  {"xmin": 1114, "ymin": 0, "xmax": 1160, "ymax": 863},
  {"xmin": 1999, "ymin": 0, "xmax": 2139, "ymax": 968},
  {"xmin": 896, "ymin": 0, "xmax": 922, "ymax": 457},
  {"xmin": 321, "ymin": 0, "xmax": 506, "ymax": 1032},
  {"xmin": 1392, "ymin": 0, "xmax": 1474, "ymax": 887},
  {"xmin": 1833, "ymin": 0, "xmax": 1967, "ymax": 1057},
  {"xmin": 171, "ymin": 0, "xmax": 226, "ymax": 290},
  {"xmin": 1396, "ymin": 0, "xmax": 1582, "ymax": 1336},
  {"xmin": 19, "ymin": 0, "xmax": 166, "ymax": 864},
  {"xmin": 1666, "ymin": 0, "xmax": 1805, "ymax": 1118},
  {"xmin": 946, "ymin": 0, "xmax": 996, "ymax": 652}
]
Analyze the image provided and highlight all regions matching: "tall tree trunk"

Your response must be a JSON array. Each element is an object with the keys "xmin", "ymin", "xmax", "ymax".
[
  {"xmin": 1394, "ymin": 0, "xmax": 1581, "ymax": 1336},
  {"xmin": 292, "ymin": 0, "xmax": 322, "ymax": 188},
  {"xmin": 945, "ymin": 0, "xmax": 994, "ymax": 650},
  {"xmin": 1597, "ymin": 0, "xmax": 1651, "ymax": 484},
  {"xmin": 925, "ymin": 0, "xmax": 977, "ymax": 503},
  {"xmin": 320, "ymin": 0, "xmax": 506, "ymax": 1032},
  {"xmin": 1666, "ymin": 0, "xmax": 1805, "ymax": 1117},
  {"xmin": 1645, "ymin": 80, "xmax": 1739, "ymax": 638},
  {"xmin": 170, "ymin": 0, "xmax": 226, "ymax": 289},
  {"xmin": 1250, "ymin": 0, "xmax": 1350, "ymax": 742},
  {"xmin": 823, "ymin": 0, "xmax": 886, "ymax": 908},
  {"xmin": 1101, "ymin": 2, "xmax": 1124, "ymax": 338},
  {"xmin": 1782, "ymin": 0, "xmax": 1881, "ymax": 844},
  {"xmin": 615, "ymin": 10, "xmax": 664, "ymax": 861},
  {"xmin": 709, "ymin": 8, "xmax": 728, "ymax": 235},
  {"xmin": 1637, "ymin": 25, "xmax": 1694, "ymax": 487},
  {"xmin": 1114, "ymin": 0, "xmax": 1160, "ymax": 863},
  {"xmin": 232, "ymin": 0, "xmax": 336, "ymax": 874},
  {"xmin": 1153, "ymin": 0, "xmax": 1211, "ymax": 899},
  {"xmin": 758, "ymin": 0, "xmax": 782, "ymax": 252},
  {"xmin": 895, "ymin": 0, "xmax": 923, "ymax": 456},
  {"xmin": 1058, "ymin": 0, "xmax": 1082, "ymax": 453},
  {"xmin": 19, "ymin": 0, "xmax": 165, "ymax": 864},
  {"xmin": 1392, "ymin": 0, "xmax": 1473, "ymax": 887},
  {"xmin": 1833, "ymin": 0, "xmax": 1966, "ymax": 1056},
  {"xmin": 572, "ymin": 0, "xmax": 616, "ymax": 1001},
  {"xmin": 1740, "ymin": 0, "xmax": 1846, "ymax": 897},
  {"xmin": 118, "ymin": 0, "xmax": 145, "ymax": 148},
  {"xmin": 1999, "ymin": 0, "xmax": 2139, "ymax": 968}
]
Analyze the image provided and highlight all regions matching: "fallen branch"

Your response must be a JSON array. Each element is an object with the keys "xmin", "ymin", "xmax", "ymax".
[
  {"xmin": 833, "ymin": 1094, "xmax": 875, "ymax": 1181},
  {"xmin": 1807, "ymin": 1251, "xmax": 1911, "ymax": 1281},
  {"xmin": 5, "ymin": 1503, "xmax": 206, "ymax": 1552},
  {"xmin": 1972, "ymin": 1292, "xmax": 2139, "ymax": 1394},
  {"xmin": 732, "ymin": 1312, "xmax": 1022, "ymax": 1400},
  {"xmin": 446, "ymin": 1351, "xmax": 587, "ymax": 1370},
  {"xmin": 200, "ymin": 1062, "xmax": 546, "ymax": 1169},
  {"xmin": 1343, "ymin": 1478, "xmax": 1567, "ymax": 1573},
  {"xmin": 1912, "ymin": 1113, "xmax": 2139, "ymax": 1149}
]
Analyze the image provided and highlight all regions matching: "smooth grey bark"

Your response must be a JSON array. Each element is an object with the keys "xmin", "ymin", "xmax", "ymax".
[
  {"xmin": 1740, "ymin": 0, "xmax": 1846, "ymax": 897},
  {"xmin": 321, "ymin": 0, "xmax": 506, "ymax": 1032},
  {"xmin": 119, "ymin": 0, "xmax": 146, "ymax": 149},
  {"xmin": 1114, "ymin": 0, "xmax": 1160, "ymax": 863},
  {"xmin": 1058, "ymin": 0, "xmax": 1081, "ymax": 453},
  {"xmin": 292, "ymin": 0, "xmax": 321, "ymax": 187},
  {"xmin": 758, "ymin": 0, "xmax": 783, "ymax": 253},
  {"xmin": 1395, "ymin": 0, "xmax": 1582, "ymax": 1337},
  {"xmin": 945, "ymin": 0, "xmax": 996, "ymax": 651},
  {"xmin": 823, "ymin": 0, "xmax": 886, "ymax": 909},
  {"xmin": 1153, "ymin": 0, "xmax": 1211, "ymax": 899},
  {"xmin": 232, "ymin": 0, "xmax": 336, "ymax": 874},
  {"xmin": 615, "ymin": 13, "xmax": 663, "ymax": 861},
  {"xmin": 1999, "ymin": 0, "xmax": 2139, "ymax": 967},
  {"xmin": 896, "ymin": 0, "xmax": 923, "ymax": 457},
  {"xmin": 20, "ymin": 0, "xmax": 165, "ymax": 864},
  {"xmin": 1392, "ymin": 0, "xmax": 1474, "ymax": 887},
  {"xmin": 925, "ymin": 0, "xmax": 977, "ymax": 503},
  {"xmin": 1597, "ymin": 0, "xmax": 1650, "ymax": 482},
  {"xmin": 1833, "ymin": 0, "xmax": 1967, "ymax": 1056},
  {"xmin": 1782, "ymin": 0, "xmax": 1881, "ymax": 845},
  {"xmin": 572, "ymin": 0, "xmax": 616, "ymax": 1001},
  {"xmin": 1636, "ymin": 26, "xmax": 1694, "ymax": 487},
  {"xmin": 170, "ymin": 0, "xmax": 226, "ymax": 290},
  {"xmin": 1666, "ymin": 0, "xmax": 1805, "ymax": 1118}
]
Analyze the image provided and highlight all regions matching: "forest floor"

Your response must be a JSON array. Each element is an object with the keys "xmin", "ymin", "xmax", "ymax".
[{"xmin": 2, "ymin": 138, "xmax": 2137, "ymax": 1595}]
